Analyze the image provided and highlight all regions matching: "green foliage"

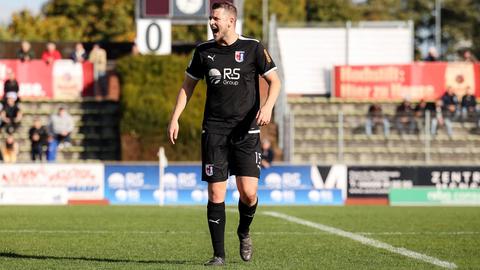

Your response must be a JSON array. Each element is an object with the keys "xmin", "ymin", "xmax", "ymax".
[
  {"xmin": 116, "ymin": 54, "xmax": 206, "ymax": 161},
  {"xmin": 5, "ymin": 0, "xmax": 135, "ymax": 41}
]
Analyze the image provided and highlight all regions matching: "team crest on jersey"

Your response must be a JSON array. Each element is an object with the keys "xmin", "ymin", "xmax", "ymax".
[
  {"xmin": 235, "ymin": 51, "xmax": 245, "ymax": 63},
  {"xmin": 205, "ymin": 164, "xmax": 214, "ymax": 176}
]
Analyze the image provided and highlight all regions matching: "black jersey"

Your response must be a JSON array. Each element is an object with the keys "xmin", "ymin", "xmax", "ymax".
[{"xmin": 186, "ymin": 36, "xmax": 277, "ymax": 135}]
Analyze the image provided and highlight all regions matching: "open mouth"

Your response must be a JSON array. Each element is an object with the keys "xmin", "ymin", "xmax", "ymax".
[{"xmin": 212, "ymin": 28, "xmax": 219, "ymax": 34}]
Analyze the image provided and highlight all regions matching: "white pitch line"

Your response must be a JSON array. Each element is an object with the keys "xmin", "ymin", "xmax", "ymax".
[{"xmin": 264, "ymin": 211, "xmax": 457, "ymax": 269}]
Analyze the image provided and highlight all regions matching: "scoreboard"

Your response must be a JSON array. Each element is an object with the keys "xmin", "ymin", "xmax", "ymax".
[{"xmin": 136, "ymin": 0, "xmax": 241, "ymax": 55}]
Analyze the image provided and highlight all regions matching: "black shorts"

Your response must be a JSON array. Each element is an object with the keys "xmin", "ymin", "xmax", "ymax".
[{"xmin": 201, "ymin": 131, "xmax": 261, "ymax": 182}]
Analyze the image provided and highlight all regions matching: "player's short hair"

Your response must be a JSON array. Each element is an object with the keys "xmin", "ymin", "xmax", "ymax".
[{"xmin": 212, "ymin": 1, "xmax": 237, "ymax": 18}]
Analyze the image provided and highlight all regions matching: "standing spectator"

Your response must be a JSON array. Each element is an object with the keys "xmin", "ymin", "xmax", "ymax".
[
  {"xmin": 424, "ymin": 46, "xmax": 439, "ymax": 61},
  {"xmin": 46, "ymin": 134, "xmax": 59, "ymax": 162},
  {"xmin": 41, "ymin": 42, "xmax": 62, "ymax": 65},
  {"xmin": 1, "ymin": 93, "xmax": 22, "ymax": 134},
  {"xmin": 365, "ymin": 103, "xmax": 390, "ymax": 137},
  {"xmin": 88, "ymin": 43, "xmax": 108, "ymax": 97},
  {"xmin": 260, "ymin": 139, "xmax": 274, "ymax": 168},
  {"xmin": 29, "ymin": 118, "xmax": 48, "ymax": 161},
  {"xmin": 3, "ymin": 69, "xmax": 20, "ymax": 105},
  {"xmin": 1, "ymin": 135, "xmax": 19, "ymax": 163},
  {"xmin": 462, "ymin": 49, "xmax": 478, "ymax": 63},
  {"xmin": 461, "ymin": 87, "xmax": 477, "ymax": 121},
  {"xmin": 441, "ymin": 86, "xmax": 460, "ymax": 119},
  {"xmin": 17, "ymin": 41, "xmax": 35, "ymax": 62},
  {"xmin": 395, "ymin": 99, "xmax": 416, "ymax": 135},
  {"xmin": 431, "ymin": 99, "xmax": 453, "ymax": 137},
  {"xmin": 70, "ymin": 42, "xmax": 87, "ymax": 63},
  {"xmin": 49, "ymin": 107, "xmax": 74, "ymax": 148}
]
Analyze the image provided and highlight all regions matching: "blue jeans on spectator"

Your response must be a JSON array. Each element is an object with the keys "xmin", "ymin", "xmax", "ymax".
[
  {"xmin": 366, "ymin": 117, "xmax": 390, "ymax": 136},
  {"xmin": 431, "ymin": 118, "xmax": 453, "ymax": 137}
]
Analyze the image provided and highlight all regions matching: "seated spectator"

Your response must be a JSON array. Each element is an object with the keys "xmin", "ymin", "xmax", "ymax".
[
  {"xmin": 431, "ymin": 99, "xmax": 453, "ymax": 137},
  {"xmin": 424, "ymin": 46, "xmax": 439, "ymax": 62},
  {"xmin": 1, "ymin": 134, "xmax": 19, "ymax": 163},
  {"xmin": 70, "ymin": 42, "xmax": 87, "ymax": 63},
  {"xmin": 461, "ymin": 87, "xmax": 478, "ymax": 121},
  {"xmin": 365, "ymin": 103, "xmax": 390, "ymax": 137},
  {"xmin": 49, "ymin": 107, "xmax": 74, "ymax": 148},
  {"xmin": 29, "ymin": 118, "xmax": 48, "ymax": 161},
  {"xmin": 260, "ymin": 139, "xmax": 274, "ymax": 168},
  {"xmin": 0, "ymin": 93, "xmax": 22, "ymax": 134},
  {"xmin": 41, "ymin": 42, "xmax": 62, "ymax": 65},
  {"xmin": 3, "ymin": 69, "xmax": 20, "ymax": 105},
  {"xmin": 441, "ymin": 86, "xmax": 460, "ymax": 119},
  {"xmin": 414, "ymin": 99, "xmax": 428, "ymax": 132},
  {"xmin": 395, "ymin": 99, "xmax": 416, "ymax": 135},
  {"xmin": 462, "ymin": 49, "xmax": 478, "ymax": 63},
  {"xmin": 17, "ymin": 40, "xmax": 35, "ymax": 62}
]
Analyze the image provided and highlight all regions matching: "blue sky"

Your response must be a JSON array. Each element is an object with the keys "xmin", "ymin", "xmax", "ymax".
[{"xmin": 0, "ymin": 0, "xmax": 48, "ymax": 24}]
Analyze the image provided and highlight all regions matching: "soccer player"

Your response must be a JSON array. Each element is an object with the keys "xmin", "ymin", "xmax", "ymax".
[{"xmin": 167, "ymin": 1, "xmax": 281, "ymax": 266}]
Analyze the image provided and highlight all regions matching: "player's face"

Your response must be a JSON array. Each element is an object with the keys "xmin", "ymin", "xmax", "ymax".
[{"xmin": 209, "ymin": 8, "xmax": 234, "ymax": 42}]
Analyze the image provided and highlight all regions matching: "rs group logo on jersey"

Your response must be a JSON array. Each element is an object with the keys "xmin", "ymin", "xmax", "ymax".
[
  {"xmin": 208, "ymin": 69, "xmax": 222, "ymax": 85},
  {"xmin": 235, "ymin": 51, "xmax": 245, "ymax": 63}
]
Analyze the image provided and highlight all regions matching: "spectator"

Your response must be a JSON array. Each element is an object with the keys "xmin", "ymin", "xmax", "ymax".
[
  {"xmin": 414, "ymin": 99, "xmax": 428, "ymax": 132},
  {"xmin": 41, "ymin": 42, "xmax": 62, "ymax": 65},
  {"xmin": 29, "ymin": 118, "xmax": 48, "ymax": 161},
  {"xmin": 17, "ymin": 41, "xmax": 35, "ymax": 62},
  {"xmin": 461, "ymin": 87, "xmax": 478, "ymax": 121},
  {"xmin": 1, "ymin": 134, "xmax": 19, "ymax": 163},
  {"xmin": 49, "ymin": 107, "xmax": 74, "ymax": 148},
  {"xmin": 3, "ymin": 69, "xmax": 20, "ymax": 105},
  {"xmin": 424, "ymin": 46, "xmax": 439, "ymax": 62},
  {"xmin": 441, "ymin": 86, "xmax": 460, "ymax": 119},
  {"xmin": 395, "ymin": 99, "xmax": 416, "ymax": 135},
  {"xmin": 365, "ymin": 103, "xmax": 390, "ymax": 137},
  {"xmin": 0, "ymin": 92, "xmax": 22, "ymax": 134},
  {"xmin": 46, "ymin": 134, "xmax": 59, "ymax": 162},
  {"xmin": 70, "ymin": 42, "xmax": 87, "ymax": 63},
  {"xmin": 88, "ymin": 43, "xmax": 108, "ymax": 97},
  {"xmin": 431, "ymin": 99, "xmax": 453, "ymax": 137},
  {"xmin": 462, "ymin": 49, "xmax": 478, "ymax": 63},
  {"xmin": 260, "ymin": 139, "xmax": 274, "ymax": 169}
]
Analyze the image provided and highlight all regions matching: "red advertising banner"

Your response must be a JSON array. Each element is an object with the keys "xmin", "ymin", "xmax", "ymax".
[
  {"xmin": 334, "ymin": 62, "xmax": 480, "ymax": 100},
  {"xmin": 0, "ymin": 60, "xmax": 94, "ymax": 99}
]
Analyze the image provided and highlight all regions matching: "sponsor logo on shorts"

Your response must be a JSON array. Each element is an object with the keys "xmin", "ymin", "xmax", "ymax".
[{"xmin": 205, "ymin": 164, "xmax": 214, "ymax": 176}]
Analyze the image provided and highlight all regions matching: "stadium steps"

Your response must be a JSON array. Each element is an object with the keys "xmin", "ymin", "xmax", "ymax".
[
  {"xmin": 288, "ymin": 97, "xmax": 480, "ymax": 165},
  {"xmin": 1, "ymin": 99, "xmax": 120, "ymax": 162}
]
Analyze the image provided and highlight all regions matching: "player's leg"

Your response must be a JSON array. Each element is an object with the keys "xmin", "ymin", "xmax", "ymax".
[
  {"xmin": 202, "ymin": 132, "xmax": 229, "ymax": 266},
  {"xmin": 231, "ymin": 132, "xmax": 261, "ymax": 262}
]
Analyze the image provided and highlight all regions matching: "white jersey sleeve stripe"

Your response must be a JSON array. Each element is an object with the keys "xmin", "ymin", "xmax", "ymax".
[
  {"xmin": 239, "ymin": 35, "xmax": 259, "ymax": 43},
  {"xmin": 185, "ymin": 71, "xmax": 201, "ymax": 81},
  {"xmin": 261, "ymin": 66, "xmax": 278, "ymax": 77}
]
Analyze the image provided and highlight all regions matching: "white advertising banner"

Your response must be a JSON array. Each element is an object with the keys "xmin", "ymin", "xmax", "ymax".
[
  {"xmin": 0, "ymin": 164, "xmax": 104, "ymax": 200},
  {"xmin": 0, "ymin": 187, "xmax": 68, "ymax": 205}
]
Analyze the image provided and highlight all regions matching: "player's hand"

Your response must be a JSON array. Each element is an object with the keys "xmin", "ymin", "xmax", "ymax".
[
  {"xmin": 256, "ymin": 105, "xmax": 273, "ymax": 126},
  {"xmin": 168, "ymin": 120, "xmax": 179, "ymax": 144}
]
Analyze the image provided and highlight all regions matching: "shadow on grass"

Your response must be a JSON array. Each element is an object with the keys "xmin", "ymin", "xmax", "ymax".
[{"xmin": 0, "ymin": 252, "xmax": 190, "ymax": 265}]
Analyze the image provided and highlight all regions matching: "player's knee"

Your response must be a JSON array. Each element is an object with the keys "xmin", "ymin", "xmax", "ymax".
[{"xmin": 240, "ymin": 192, "xmax": 257, "ymax": 206}]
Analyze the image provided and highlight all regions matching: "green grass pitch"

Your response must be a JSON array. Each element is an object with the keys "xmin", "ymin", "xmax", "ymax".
[{"xmin": 0, "ymin": 205, "xmax": 479, "ymax": 269}]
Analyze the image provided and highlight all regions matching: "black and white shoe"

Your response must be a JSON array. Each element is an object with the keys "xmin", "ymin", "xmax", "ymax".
[
  {"xmin": 204, "ymin": 256, "xmax": 225, "ymax": 266},
  {"xmin": 238, "ymin": 232, "xmax": 253, "ymax": 262}
]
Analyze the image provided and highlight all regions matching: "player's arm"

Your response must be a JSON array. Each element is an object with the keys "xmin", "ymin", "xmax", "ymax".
[
  {"xmin": 257, "ymin": 70, "xmax": 281, "ymax": 126},
  {"xmin": 168, "ymin": 75, "xmax": 199, "ymax": 144}
]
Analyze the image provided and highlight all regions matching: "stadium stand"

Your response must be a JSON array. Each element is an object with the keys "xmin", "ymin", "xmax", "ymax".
[
  {"xmin": 0, "ymin": 99, "xmax": 120, "ymax": 162},
  {"xmin": 288, "ymin": 96, "xmax": 480, "ymax": 165}
]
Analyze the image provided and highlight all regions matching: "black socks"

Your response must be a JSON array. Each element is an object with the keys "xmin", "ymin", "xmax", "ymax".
[
  {"xmin": 207, "ymin": 201, "xmax": 226, "ymax": 258},
  {"xmin": 237, "ymin": 198, "xmax": 258, "ymax": 235}
]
